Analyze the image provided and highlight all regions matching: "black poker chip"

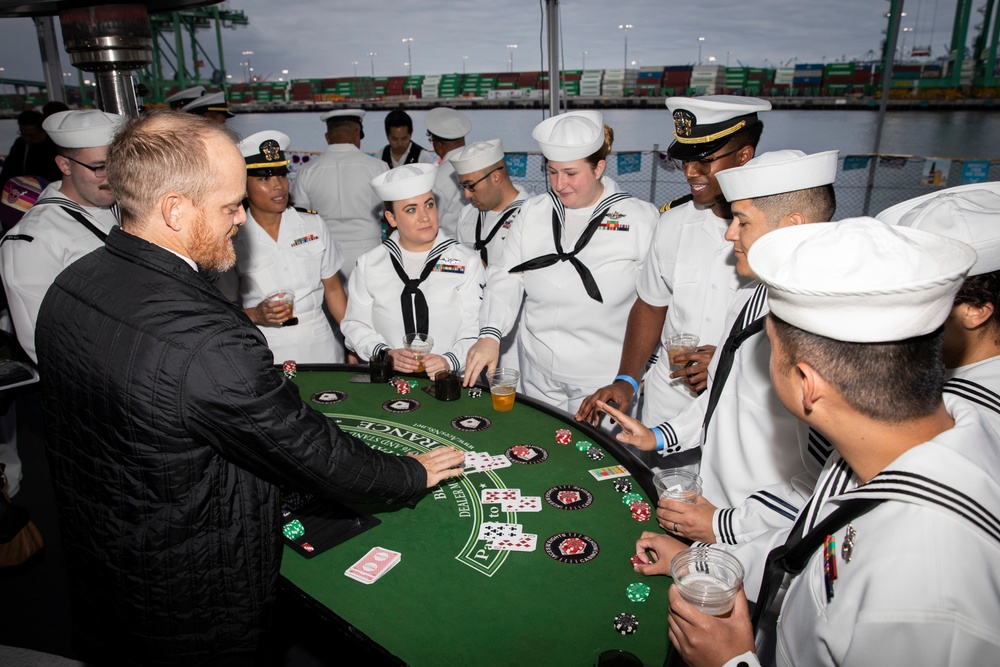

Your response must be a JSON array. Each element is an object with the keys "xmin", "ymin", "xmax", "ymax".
[
  {"xmin": 586, "ymin": 448, "xmax": 605, "ymax": 461},
  {"xmin": 613, "ymin": 612, "xmax": 638, "ymax": 635},
  {"xmin": 450, "ymin": 415, "xmax": 493, "ymax": 432},
  {"xmin": 311, "ymin": 389, "xmax": 348, "ymax": 405},
  {"xmin": 506, "ymin": 444, "xmax": 549, "ymax": 465},
  {"xmin": 544, "ymin": 532, "xmax": 600, "ymax": 564},
  {"xmin": 613, "ymin": 479, "xmax": 633, "ymax": 493},
  {"xmin": 382, "ymin": 398, "xmax": 421, "ymax": 413},
  {"xmin": 544, "ymin": 484, "xmax": 594, "ymax": 511}
]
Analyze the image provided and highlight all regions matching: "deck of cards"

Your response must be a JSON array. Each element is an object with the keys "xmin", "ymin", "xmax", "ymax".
[
  {"xmin": 345, "ymin": 546, "xmax": 402, "ymax": 584},
  {"xmin": 463, "ymin": 451, "xmax": 511, "ymax": 473}
]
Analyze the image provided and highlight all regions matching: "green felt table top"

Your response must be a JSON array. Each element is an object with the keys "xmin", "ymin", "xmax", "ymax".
[{"xmin": 281, "ymin": 366, "xmax": 673, "ymax": 667}]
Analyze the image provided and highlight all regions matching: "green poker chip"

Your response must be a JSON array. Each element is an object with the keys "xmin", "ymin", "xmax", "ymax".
[
  {"xmin": 621, "ymin": 492, "xmax": 643, "ymax": 507},
  {"xmin": 283, "ymin": 519, "xmax": 305, "ymax": 540},
  {"xmin": 574, "ymin": 440, "xmax": 593, "ymax": 452},
  {"xmin": 626, "ymin": 582, "xmax": 651, "ymax": 602}
]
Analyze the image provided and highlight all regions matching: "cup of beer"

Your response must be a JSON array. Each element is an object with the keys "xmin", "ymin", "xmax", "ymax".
[
  {"xmin": 653, "ymin": 469, "xmax": 702, "ymax": 503},
  {"xmin": 487, "ymin": 368, "xmax": 519, "ymax": 412},
  {"xmin": 669, "ymin": 547, "xmax": 745, "ymax": 618},
  {"xmin": 666, "ymin": 332, "xmax": 699, "ymax": 371},
  {"xmin": 402, "ymin": 333, "xmax": 434, "ymax": 372},
  {"xmin": 266, "ymin": 290, "xmax": 297, "ymax": 326}
]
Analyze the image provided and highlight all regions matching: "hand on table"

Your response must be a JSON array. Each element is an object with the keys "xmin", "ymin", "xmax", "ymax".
[
  {"xmin": 409, "ymin": 446, "xmax": 465, "ymax": 488},
  {"xmin": 633, "ymin": 530, "xmax": 688, "ymax": 576},
  {"xmin": 595, "ymin": 401, "xmax": 657, "ymax": 451},
  {"xmin": 669, "ymin": 345, "xmax": 717, "ymax": 394},
  {"xmin": 249, "ymin": 296, "xmax": 292, "ymax": 325},
  {"xmin": 657, "ymin": 496, "xmax": 719, "ymax": 544},
  {"xmin": 668, "ymin": 586, "xmax": 756, "ymax": 667},
  {"xmin": 575, "ymin": 381, "xmax": 635, "ymax": 427},
  {"xmin": 463, "ymin": 338, "xmax": 499, "ymax": 387}
]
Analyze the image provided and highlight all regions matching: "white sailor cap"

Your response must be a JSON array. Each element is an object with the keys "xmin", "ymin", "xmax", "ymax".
[
  {"xmin": 876, "ymin": 181, "xmax": 1000, "ymax": 225},
  {"xmin": 717, "ymin": 150, "xmax": 839, "ymax": 201},
  {"xmin": 425, "ymin": 107, "xmax": 472, "ymax": 140},
  {"xmin": 165, "ymin": 85, "xmax": 205, "ymax": 109},
  {"xmin": 665, "ymin": 95, "xmax": 771, "ymax": 161},
  {"xmin": 450, "ymin": 139, "xmax": 505, "ymax": 176},
  {"xmin": 749, "ymin": 217, "xmax": 975, "ymax": 343},
  {"xmin": 371, "ymin": 163, "xmax": 438, "ymax": 202},
  {"xmin": 183, "ymin": 91, "xmax": 234, "ymax": 118},
  {"xmin": 532, "ymin": 111, "xmax": 604, "ymax": 162},
  {"xmin": 894, "ymin": 189, "xmax": 1000, "ymax": 276},
  {"xmin": 238, "ymin": 130, "xmax": 291, "ymax": 175},
  {"xmin": 319, "ymin": 109, "xmax": 366, "ymax": 123},
  {"xmin": 42, "ymin": 110, "xmax": 126, "ymax": 149}
]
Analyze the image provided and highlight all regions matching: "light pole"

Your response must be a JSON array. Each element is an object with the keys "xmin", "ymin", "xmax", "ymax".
[
  {"xmin": 618, "ymin": 24, "xmax": 632, "ymax": 71},
  {"xmin": 280, "ymin": 68, "xmax": 289, "ymax": 81},
  {"xmin": 402, "ymin": 38, "xmax": 414, "ymax": 76},
  {"xmin": 582, "ymin": 50, "xmax": 588, "ymax": 70},
  {"xmin": 241, "ymin": 50, "xmax": 254, "ymax": 83},
  {"xmin": 462, "ymin": 56, "xmax": 468, "ymax": 74},
  {"xmin": 352, "ymin": 60, "xmax": 359, "ymax": 77},
  {"xmin": 367, "ymin": 51, "xmax": 377, "ymax": 78},
  {"xmin": 899, "ymin": 26, "xmax": 913, "ymax": 60},
  {"xmin": 697, "ymin": 37, "xmax": 705, "ymax": 65},
  {"xmin": 506, "ymin": 44, "xmax": 517, "ymax": 73}
]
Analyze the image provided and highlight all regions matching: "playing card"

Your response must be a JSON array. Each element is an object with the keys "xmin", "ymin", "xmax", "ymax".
[
  {"xmin": 344, "ymin": 546, "xmax": 402, "ymax": 584},
  {"xmin": 478, "ymin": 522, "xmax": 522, "ymax": 540},
  {"xmin": 587, "ymin": 465, "xmax": 631, "ymax": 481},
  {"xmin": 481, "ymin": 488, "xmax": 520, "ymax": 504},
  {"xmin": 479, "ymin": 455, "xmax": 511, "ymax": 471},
  {"xmin": 500, "ymin": 496, "xmax": 542, "ymax": 512},
  {"xmin": 463, "ymin": 452, "xmax": 492, "ymax": 471},
  {"xmin": 490, "ymin": 533, "xmax": 538, "ymax": 552}
]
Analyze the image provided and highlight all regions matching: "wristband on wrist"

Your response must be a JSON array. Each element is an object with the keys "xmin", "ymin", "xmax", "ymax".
[
  {"xmin": 614, "ymin": 374, "xmax": 639, "ymax": 394},
  {"xmin": 654, "ymin": 428, "xmax": 666, "ymax": 452}
]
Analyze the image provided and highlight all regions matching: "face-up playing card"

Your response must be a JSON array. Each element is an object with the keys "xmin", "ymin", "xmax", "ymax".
[
  {"xmin": 478, "ymin": 522, "xmax": 522, "ymax": 540},
  {"xmin": 490, "ymin": 533, "xmax": 537, "ymax": 552},
  {"xmin": 344, "ymin": 546, "xmax": 401, "ymax": 584},
  {"xmin": 478, "ymin": 455, "xmax": 511, "ymax": 471},
  {"xmin": 500, "ymin": 496, "xmax": 542, "ymax": 512},
  {"xmin": 463, "ymin": 452, "xmax": 492, "ymax": 471},
  {"xmin": 481, "ymin": 488, "xmax": 520, "ymax": 504}
]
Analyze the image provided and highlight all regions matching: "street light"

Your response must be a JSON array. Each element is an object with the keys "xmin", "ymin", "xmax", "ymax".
[
  {"xmin": 582, "ymin": 50, "xmax": 588, "ymax": 70},
  {"xmin": 242, "ymin": 50, "xmax": 254, "ymax": 83},
  {"xmin": 402, "ymin": 38, "xmax": 414, "ymax": 76},
  {"xmin": 697, "ymin": 37, "xmax": 705, "ymax": 65},
  {"xmin": 281, "ymin": 68, "xmax": 289, "ymax": 81},
  {"xmin": 506, "ymin": 44, "xmax": 517, "ymax": 73},
  {"xmin": 367, "ymin": 51, "xmax": 377, "ymax": 78},
  {"xmin": 618, "ymin": 24, "xmax": 632, "ymax": 71},
  {"xmin": 900, "ymin": 26, "xmax": 914, "ymax": 60},
  {"xmin": 462, "ymin": 55, "xmax": 468, "ymax": 75},
  {"xmin": 352, "ymin": 60, "xmax": 359, "ymax": 77}
]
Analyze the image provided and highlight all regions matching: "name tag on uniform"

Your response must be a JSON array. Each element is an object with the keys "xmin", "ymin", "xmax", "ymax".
[
  {"xmin": 433, "ymin": 257, "xmax": 466, "ymax": 274},
  {"xmin": 291, "ymin": 234, "xmax": 319, "ymax": 247},
  {"xmin": 598, "ymin": 211, "xmax": 630, "ymax": 232}
]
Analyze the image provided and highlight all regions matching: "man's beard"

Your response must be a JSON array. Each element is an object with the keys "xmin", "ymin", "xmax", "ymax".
[{"xmin": 190, "ymin": 210, "xmax": 237, "ymax": 272}]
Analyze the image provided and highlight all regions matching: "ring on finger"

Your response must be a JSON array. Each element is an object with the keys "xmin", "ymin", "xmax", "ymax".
[{"xmin": 673, "ymin": 522, "xmax": 679, "ymax": 533}]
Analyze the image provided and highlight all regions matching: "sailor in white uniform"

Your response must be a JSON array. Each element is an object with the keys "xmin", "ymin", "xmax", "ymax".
[
  {"xmin": 578, "ymin": 96, "xmax": 769, "ymax": 435},
  {"xmin": 659, "ymin": 218, "xmax": 1000, "ymax": 667},
  {"xmin": 451, "ymin": 139, "xmax": 530, "ymax": 371},
  {"xmin": 425, "ymin": 107, "xmax": 471, "ymax": 239},
  {"xmin": 181, "ymin": 90, "xmax": 234, "ymax": 125},
  {"xmin": 292, "ymin": 109, "xmax": 388, "ymax": 280},
  {"xmin": 464, "ymin": 111, "xmax": 657, "ymax": 415},
  {"xmin": 165, "ymin": 85, "xmax": 205, "ymax": 110},
  {"xmin": 342, "ymin": 163, "xmax": 484, "ymax": 377},
  {"xmin": 600, "ymin": 151, "xmax": 839, "ymax": 543},
  {"xmin": 0, "ymin": 109, "xmax": 124, "ymax": 496},
  {"xmin": 233, "ymin": 131, "xmax": 346, "ymax": 364}
]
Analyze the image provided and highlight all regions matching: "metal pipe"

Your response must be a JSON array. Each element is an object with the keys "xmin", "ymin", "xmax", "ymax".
[
  {"xmin": 863, "ymin": 0, "xmax": 903, "ymax": 216},
  {"xmin": 546, "ymin": 0, "xmax": 560, "ymax": 118}
]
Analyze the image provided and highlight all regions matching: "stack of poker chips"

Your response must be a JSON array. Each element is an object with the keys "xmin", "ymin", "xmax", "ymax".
[
  {"xmin": 467, "ymin": 388, "xmax": 483, "ymax": 398},
  {"xmin": 586, "ymin": 448, "xmax": 605, "ymax": 461},
  {"xmin": 629, "ymin": 501, "xmax": 651, "ymax": 522},
  {"xmin": 613, "ymin": 612, "xmax": 638, "ymax": 635},
  {"xmin": 626, "ymin": 582, "xmax": 651, "ymax": 603},
  {"xmin": 391, "ymin": 378, "xmax": 418, "ymax": 394},
  {"xmin": 613, "ymin": 479, "xmax": 633, "ymax": 494},
  {"xmin": 574, "ymin": 440, "xmax": 593, "ymax": 452},
  {"xmin": 282, "ymin": 360, "xmax": 297, "ymax": 379},
  {"xmin": 555, "ymin": 429, "xmax": 572, "ymax": 445}
]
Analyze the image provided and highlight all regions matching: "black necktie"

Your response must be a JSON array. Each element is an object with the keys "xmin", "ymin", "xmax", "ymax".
[
  {"xmin": 387, "ymin": 246, "xmax": 448, "ymax": 335},
  {"xmin": 475, "ymin": 202, "xmax": 522, "ymax": 265},
  {"xmin": 508, "ymin": 192, "xmax": 631, "ymax": 303}
]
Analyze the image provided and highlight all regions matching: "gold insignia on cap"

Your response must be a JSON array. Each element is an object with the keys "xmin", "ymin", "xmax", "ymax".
[
  {"xmin": 260, "ymin": 139, "xmax": 281, "ymax": 162},
  {"xmin": 673, "ymin": 110, "xmax": 695, "ymax": 138}
]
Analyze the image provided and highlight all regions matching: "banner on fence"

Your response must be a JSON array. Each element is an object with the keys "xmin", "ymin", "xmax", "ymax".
[
  {"xmin": 505, "ymin": 153, "xmax": 527, "ymax": 178},
  {"xmin": 920, "ymin": 158, "xmax": 950, "ymax": 187},
  {"xmin": 617, "ymin": 152, "xmax": 642, "ymax": 175},
  {"xmin": 960, "ymin": 160, "xmax": 991, "ymax": 185},
  {"xmin": 842, "ymin": 155, "xmax": 870, "ymax": 171}
]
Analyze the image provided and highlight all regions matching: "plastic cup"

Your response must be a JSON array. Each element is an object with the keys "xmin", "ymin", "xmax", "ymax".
[
  {"xmin": 487, "ymin": 368, "xmax": 519, "ymax": 412},
  {"xmin": 402, "ymin": 333, "xmax": 434, "ymax": 372},
  {"xmin": 669, "ymin": 547, "xmax": 745, "ymax": 618},
  {"xmin": 266, "ymin": 289, "xmax": 297, "ymax": 327},
  {"xmin": 653, "ymin": 469, "xmax": 702, "ymax": 503},
  {"xmin": 369, "ymin": 348, "xmax": 394, "ymax": 383},
  {"xmin": 666, "ymin": 332, "xmax": 699, "ymax": 371}
]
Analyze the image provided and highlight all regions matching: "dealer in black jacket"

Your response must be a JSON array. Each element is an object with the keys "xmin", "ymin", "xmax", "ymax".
[{"xmin": 35, "ymin": 111, "xmax": 465, "ymax": 666}]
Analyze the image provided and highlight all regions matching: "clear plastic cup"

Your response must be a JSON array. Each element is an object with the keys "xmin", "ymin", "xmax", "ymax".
[
  {"xmin": 487, "ymin": 368, "xmax": 519, "ymax": 412},
  {"xmin": 653, "ymin": 469, "xmax": 702, "ymax": 503},
  {"xmin": 666, "ymin": 332, "xmax": 699, "ymax": 371},
  {"xmin": 670, "ymin": 547, "xmax": 745, "ymax": 618},
  {"xmin": 402, "ymin": 333, "xmax": 434, "ymax": 372},
  {"xmin": 266, "ymin": 290, "xmax": 296, "ymax": 326}
]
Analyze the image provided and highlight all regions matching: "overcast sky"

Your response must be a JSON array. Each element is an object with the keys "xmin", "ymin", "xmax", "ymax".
[{"xmin": 0, "ymin": 0, "xmax": 972, "ymax": 84}]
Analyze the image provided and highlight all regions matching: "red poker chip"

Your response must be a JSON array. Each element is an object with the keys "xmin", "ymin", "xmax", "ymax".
[
  {"xmin": 630, "ymin": 501, "xmax": 650, "ymax": 514},
  {"xmin": 631, "ymin": 511, "xmax": 650, "ymax": 522},
  {"xmin": 630, "ymin": 555, "xmax": 643, "ymax": 567},
  {"xmin": 511, "ymin": 445, "xmax": 532, "ymax": 458},
  {"xmin": 555, "ymin": 428, "xmax": 572, "ymax": 444},
  {"xmin": 559, "ymin": 537, "xmax": 587, "ymax": 556}
]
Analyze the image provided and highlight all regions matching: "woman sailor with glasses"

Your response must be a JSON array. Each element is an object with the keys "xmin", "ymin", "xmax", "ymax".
[{"xmin": 463, "ymin": 111, "xmax": 658, "ymax": 417}]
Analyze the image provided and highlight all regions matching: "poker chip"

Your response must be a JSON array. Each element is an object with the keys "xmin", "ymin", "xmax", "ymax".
[
  {"xmin": 468, "ymin": 388, "xmax": 483, "ymax": 398},
  {"xmin": 613, "ymin": 612, "xmax": 639, "ymax": 635},
  {"xmin": 621, "ymin": 492, "xmax": 643, "ymax": 507},
  {"xmin": 626, "ymin": 582, "xmax": 651, "ymax": 602},
  {"xmin": 558, "ymin": 537, "xmax": 587, "ymax": 556},
  {"xmin": 630, "ymin": 500, "xmax": 652, "ymax": 522},
  {"xmin": 555, "ymin": 428, "xmax": 572, "ymax": 444},
  {"xmin": 574, "ymin": 440, "xmax": 593, "ymax": 452},
  {"xmin": 511, "ymin": 445, "xmax": 532, "ymax": 458},
  {"xmin": 407, "ymin": 379, "xmax": 419, "ymax": 388},
  {"xmin": 630, "ymin": 554, "xmax": 643, "ymax": 567},
  {"xmin": 586, "ymin": 448, "xmax": 605, "ymax": 461},
  {"xmin": 282, "ymin": 519, "xmax": 305, "ymax": 540},
  {"xmin": 282, "ymin": 360, "xmax": 297, "ymax": 378},
  {"xmin": 614, "ymin": 479, "xmax": 633, "ymax": 493}
]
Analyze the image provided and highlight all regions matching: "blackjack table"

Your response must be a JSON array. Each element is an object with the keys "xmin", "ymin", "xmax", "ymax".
[{"xmin": 280, "ymin": 364, "xmax": 672, "ymax": 667}]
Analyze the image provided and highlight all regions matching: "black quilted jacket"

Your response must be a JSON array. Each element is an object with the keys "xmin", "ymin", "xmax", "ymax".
[{"xmin": 36, "ymin": 227, "xmax": 426, "ymax": 665}]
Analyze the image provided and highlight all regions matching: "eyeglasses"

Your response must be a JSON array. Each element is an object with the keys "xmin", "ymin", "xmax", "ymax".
[
  {"xmin": 64, "ymin": 155, "xmax": 108, "ymax": 177},
  {"xmin": 670, "ymin": 146, "xmax": 743, "ymax": 173},
  {"xmin": 460, "ymin": 167, "xmax": 502, "ymax": 193}
]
